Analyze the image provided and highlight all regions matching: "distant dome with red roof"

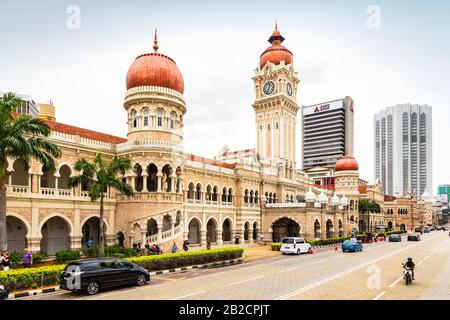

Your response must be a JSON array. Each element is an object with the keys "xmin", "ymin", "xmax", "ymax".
[
  {"xmin": 126, "ymin": 30, "xmax": 185, "ymax": 94},
  {"xmin": 259, "ymin": 23, "xmax": 293, "ymax": 69},
  {"xmin": 335, "ymin": 155, "xmax": 359, "ymax": 171}
]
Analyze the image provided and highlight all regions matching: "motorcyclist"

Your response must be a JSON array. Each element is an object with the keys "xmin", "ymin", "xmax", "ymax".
[{"xmin": 403, "ymin": 257, "xmax": 415, "ymax": 280}]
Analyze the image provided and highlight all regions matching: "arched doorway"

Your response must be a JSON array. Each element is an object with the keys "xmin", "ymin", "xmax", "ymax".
[
  {"xmin": 146, "ymin": 218, "xmax": 158, "ymax": 236},
  {"xmin": 400, "ymin": 223, "xmax": 406, "ymax": 231},
  {"xmin": 116, "ymin": 231, "xmax": 125, "ymax": 247},
  {"xmin": 314, "ymin": 220, "xmax": 321, "ymax": 239},
  {"xmin": 207, "ymin": 218, "xmax": 217, "ymax": 242},
  {"xmin": 387, "ymin": 221, "xmax": 393, "ymax": 231},
  {"xmin": 326, "ymin": 220, "xmax": 334, "ymax": 238},
  {"xmin": 188, "ymin": 218, "xmax": 201, "ymax": 244},
  {"xmin": 40, "ymin": 216, "xmax": 70, "ymax": 255},
  {"xmin": 222, "ymin": 219, "xmax": 232, "ymax": 242},
  {"xmin": 253, "ymin": 222, "xmax": 258, "ymax": 240},
  {"xmin": 244, "ymin": 221, "xmax": 250, "ymax": 241},
  {"xmin": 6, "ymin": 216, "xmax": 28, "ymax": 252},
  {"xmin": 272, "ymin": 218, "xmax": 300, "ymax": 242},
  {"xmin": 81, "ymin": 217, "xmax": 102, "ymax": 248},
  {"xmin": 162, "ymin": 215, "xmax": 172, "ymax": 232}
]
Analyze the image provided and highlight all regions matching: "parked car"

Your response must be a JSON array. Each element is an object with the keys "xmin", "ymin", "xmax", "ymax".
[
  {"xmin": 423, "ymin": 226, "xmax": 431, "ymax": 233},
  {"xmin": 342, "ymin": 238, "xmax": 363, "ymax": 252},
  {"xmin": 60, "ymin": 258, "xmax": 150, "ymax": 295},
  {"xmin": 436, "ymin": 226, "xmax": 442, "ymax": 230},
  {"xmin": 414, "ymin": 227, "xmax": 423, "ymax": 234},
  {"xmin": 280, "ymin": 237, "xmax": 311, "ymax": 255},
  {"xmin": 407, "ymin": 233, "xmax": 421, "ymax": 241},
  {"xmin": 0, "ymin": 284, "xmax": 8, "ymax": 300},
  {"xmin": 388, "ymin": 234, "xmax": 402, "ymax": 242}
]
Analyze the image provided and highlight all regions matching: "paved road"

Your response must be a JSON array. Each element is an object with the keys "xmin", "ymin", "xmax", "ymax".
[{"xmin": 19, "ymin": 231, "xmax": 450, "ymax": 300}]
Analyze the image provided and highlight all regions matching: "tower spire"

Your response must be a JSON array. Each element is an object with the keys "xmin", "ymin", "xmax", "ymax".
[
  {"xmin": 153, "ymin": 28, "xmax": 159, "ymax": 52},
  {"xmin": 275, "ymin": 20, "xmax": 278, "ymax": 30}
]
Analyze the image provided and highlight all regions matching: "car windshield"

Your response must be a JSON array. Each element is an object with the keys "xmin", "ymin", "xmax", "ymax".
[
  {"xmin": 344, "ymin": 239, "xmax": 356, "ymax": 245},
  {"xmin": 282, "ymin": 238, "xmax": 294, "ymax": 244}
]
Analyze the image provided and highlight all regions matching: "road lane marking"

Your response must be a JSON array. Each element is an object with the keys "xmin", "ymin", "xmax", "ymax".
[
  {"xmin": 331, "ymin": 255, "xmax": 346, "ymax": 260},
  {"xmin": 171, "ymin": 290, "xmax": 206, "ymax": 300},
  {"xmin": 417, "ymin": 260, "xmax": 423, "ymax": 266},
  {"xmin": 277, "ymin": 267, "xmax": 301, "ymax": 274},
  {"xmin": 389, "ymin": 277, "xmax": 403, "ymax": 288},
  {"xmin": 310, "ymin": 259, "xmax": 326, "ymax": 265},
  {"xmin": 226, "ymin": 275, "xmax": 264, "ymax": 286},
  {"xmin": 373, "ymin": 291, "xmax": 385, "ymax": 300},
  {"xmin": 276, "ymin": 234, "xmax": 440, "ymax": 300}
]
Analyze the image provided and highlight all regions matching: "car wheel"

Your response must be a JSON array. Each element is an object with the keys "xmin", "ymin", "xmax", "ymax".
[
  {"xmin": 137, "ymin": 274, "xmax": 147, "ymax": 286},
  {"xmin": 296, "ymin": 249, "xmax": 301, "ymax": 255},
  {"xmin": 86, "ymin": 280, "xmax": 100, "ymax": 295}
]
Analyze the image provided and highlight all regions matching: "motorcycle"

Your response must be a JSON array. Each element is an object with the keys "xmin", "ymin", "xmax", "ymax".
[{"xmin": 402, "ymin": 263, "xmax": 413, "ymax": 285}]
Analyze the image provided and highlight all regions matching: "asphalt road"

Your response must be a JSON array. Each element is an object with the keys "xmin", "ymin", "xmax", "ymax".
[{"xmin": 18, "ymin": 230, "xmax": 450, "ymax": 300}]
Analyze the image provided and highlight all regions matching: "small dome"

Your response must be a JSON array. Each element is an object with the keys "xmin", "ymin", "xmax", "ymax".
[
  {"xmin": 126, "ymin": 30, "xmax": 184, "ymax": 94},
  {"xmin": 335, "ymin": 155, "xmax": 359, "ymax": 171},
  {"xmin": 305, "ymin": 187, "xmax": 316, "ymax": 202},
  {"xmin": 318, "ymin": 191, "xmax": 328, "ymax": 204},
  {"xmin": 331, "ymin": 194, "xmax": 340, "ymax": 206},
  {"xmin": 340, "ymin": 195, "xmax": 348, "ymax": 206},
  {"xmin": 259, "ymin": 24, "xmax": 293, "ymax": 69}
]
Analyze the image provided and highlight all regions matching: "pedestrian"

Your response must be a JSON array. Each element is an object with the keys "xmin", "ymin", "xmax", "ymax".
[
  {"xmin": 206, "ymin": 237, "xmax": 211, "ymax": 250},
  {"xmin": 86, "ymin": 238, "xmax": 94, "ymax": 249},
  {"xmin": 235, "ymin": 234, "xmax": 240, "ymax": 244},
  {"xmin": 171, "ymin": 242, "xmax": 178, "ymax": 253},
  {"xmin": 22, "ymin": 248, "xmax": 33, "ymax": 268},
  {"xmin": 183, "ymin": 239, "xmax": 189, "ymax": 251},
  {"xmin": 1, "ymin": 252, "xmax": 10, "ymax": 271},
  {"xmin": 0, "ymin": 252, "xmax": 4, "ymax": 271}
]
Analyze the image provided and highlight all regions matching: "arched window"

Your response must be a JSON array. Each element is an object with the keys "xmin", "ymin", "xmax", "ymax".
[
  {"xmin": 131, "ymin": 110, "xmax": 138, "ymax": 128},
  {"xmin": 273, "ymin": 193, "xmax": 277, "ymax": 203},
  {"xmin": 254, "ymin": 191, "xmax": 259, "ymax": 205},
  {"xmin": 212, "ymin": 186, "xmax": 218, "ymax": 202},
  {"xmin": 269, "ymin": 192, "xmax": 273, "ymax": 204},
  {"xmin": 170, "ymin": 112, "xmax": 176, "ymax": 129},
  {"xmin": 228, "ymin": 188, "xmax": 233, "ymax": 204},
  {"xmin": 222, "ymin": 187, "xmax": 228, "ymax": 203},
  {"xmin": 187, "ymin": 182, "xmax": 195, "ymax": 200},
  {"xmin": 157, "ymin": 109, "xmax": 163, "ymax": 127},
  {"xmin": 206, "ymin": 185, "xmax": 212, "ymax": 202},
  {"xmin": 250, "ymin": 190, "xmax": 254, "ymax": 204},
  {"xmin": 244, "ymin": 189, "xmax": 249, "ymax": 204},
  {"xmin": 195, "ymin": 183, "xmax": 202, "ymax": 201},
  {"xmin": 142, "ymin": 108, "xmax": 149, "ymax": 127}
]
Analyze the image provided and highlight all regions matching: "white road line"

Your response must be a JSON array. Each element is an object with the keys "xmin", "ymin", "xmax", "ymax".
[
  {"xmin": 226, "ymin": 275, "xmax": 264, "ymax": 286},
  {"xmin": 389, "ymin": 277, "xmax": 403, "ymax": 288},
  {"xmin": 310, "ymin": 259, "xmax": 326, "ymax": 265},
  {"xmin": 277, "ymin": 267, "xmax": 301, "ymax": 274},
  {"xmin": 373, "ymin": 291, "xmax": 385, "ymax": 300},
  {"xmin": 171, "ymin": 290, "xmax": 206, "ymax": 300},
  {"xmin": 331, "ymin": 255, "xmax": 346, "ymax": 260},
  {"xmin": 423, "ymin": 256, "xmax": 429, "ymax": 260},
  {"xmin": 417, "ymin": 260, "xmax": 423, "ymax": 266},
  {"xmin": 276, "ymin": 235, "xmax": 438, "ymax": 300}
]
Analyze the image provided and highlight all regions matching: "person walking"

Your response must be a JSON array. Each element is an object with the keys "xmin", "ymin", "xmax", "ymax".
[
  {"xmin": 171, "ymin": 242, "xmax": 178, "ymax": 253},
  {"xmin": 22, "ymin": 248, "xmax": 33, "ymax": 268},
  {"xmin": 183, "ymin": 239, "xmax": 189, "ymax": 251},
  {"xmin": 206, "ymin": 237, "xmax": 211, "ymax": 250},
  {"xmin": 86, "ymin": 238, "xmax": 94, "ymax": 249},
  {"xmin": 1, "ymin": 252, "xmax": 10, "ymax": 271}
]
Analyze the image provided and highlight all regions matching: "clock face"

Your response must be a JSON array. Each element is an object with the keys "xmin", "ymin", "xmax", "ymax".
[
  {"xmin": 286, "ymin": 83, "xmax": 293, "ymax": 96},
  {"xmin": 263, "ymin": 81, "xmax": 275, "ymax": 95}
]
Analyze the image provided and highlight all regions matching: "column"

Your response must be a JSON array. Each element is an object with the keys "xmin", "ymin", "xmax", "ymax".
[
  {"xmin": 54, "ymin": 175, "xmax": 59, "ymax": 190},
  {"xmin": 142, "ymin": 173, "xmax": 148, "ymax": 192},
  {"xmin": 157, "ymin": 173, "xmax": 163, "ymax": 192},
  {"xmin": 157, "ymin": 223, "xmax": 162, "ymax": 243},
  {"xmin": 217, "ymin": 229, "xmax": 223, "ymax": 246},
  {"xmin": 141, "ymin": 230, "xmax": 147, "ymax": 246},
  {"xmin": 177, "ymin": 177, "xmax": 184, "ymax": 194},
  {"xmin": 170, "ymin": 174, "xmax": 176, "ymax": 193},
  {"xmin": 131, "ymin": 176, "xmax": 136, "ymax": 192},
  {"xmin": 171, "ymin": 221, "xmax": 175, "ymax": 236},
  {"xmin": 200, "ymin": 230, "xmax": 207, "ymax": 247}
]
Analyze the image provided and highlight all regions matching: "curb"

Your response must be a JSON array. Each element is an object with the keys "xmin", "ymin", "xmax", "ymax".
[{"xmin": 7, "ymin": 257, "xmax": 244, "ymax": 299}]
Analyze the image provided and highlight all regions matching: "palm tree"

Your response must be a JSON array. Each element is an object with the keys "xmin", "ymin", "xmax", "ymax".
[
  {"xmin": 68, "ymin": 153, "xmax": 133, "ymax": 257},
  {"xmin": 358, "ymin": 199, "xmax": 381, "ymax": 232},
  {"xmin": 0, "ymin": 92, "xmax": 61, "ymax": 251}
]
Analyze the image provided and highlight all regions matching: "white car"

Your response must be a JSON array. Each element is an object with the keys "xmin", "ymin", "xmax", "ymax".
[{"xmin": 280, "ymin": 237, "xmax": 311, "ymax": 255}]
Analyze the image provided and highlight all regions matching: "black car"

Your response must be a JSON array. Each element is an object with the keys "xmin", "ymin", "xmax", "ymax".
[
  {"xmin": 60, "ymin": 258, "xmax": 150, "ymax": 295},
  {"xmin": 414, "ymin": 227, "xmax": 423, "ymax": 234},
  {"xmin": 388, "ymin": 234, "xmax": 402, "ymax": 242},
  {"xmin": 407, "ymin": 233, "xmax": 421, "ymax": 241},
  {"xmin": 0, "ymin": 284, "xmax": 8, "ymax": 300}
]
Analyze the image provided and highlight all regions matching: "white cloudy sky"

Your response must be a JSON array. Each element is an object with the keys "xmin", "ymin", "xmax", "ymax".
[{"xmin": 1, "ymin": 0, "xmax": 450, "ymax": 194}]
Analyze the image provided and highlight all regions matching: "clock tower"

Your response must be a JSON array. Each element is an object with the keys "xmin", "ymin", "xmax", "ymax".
[{"xmin": 252, "ymin": 24, "xmax": 300, "ymax": 179}]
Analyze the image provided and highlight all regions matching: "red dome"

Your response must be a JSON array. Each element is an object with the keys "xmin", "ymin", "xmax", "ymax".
[
  {"xmin": 126, "ymin": 31, "xmax": 184, "ymax": 94},
  {"xmin": 259, "ymin": 26, "xmax": 293, "ymax": 69},
  {"xmin": 335, "ymin": 155, "xmax": 359, "ymax": 171}
]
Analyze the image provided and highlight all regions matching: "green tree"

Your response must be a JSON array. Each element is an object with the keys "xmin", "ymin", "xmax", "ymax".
[
  {"xmin": 358, "ymin": 199, "xmax": 381, "ymax": 232},
  {"xmin": 68, "ymin": 153, "xmax": 133, "ymax": 257},
  {"xmin": 0, "ymin": 92, "xmax": 61, "ymax": 251}
]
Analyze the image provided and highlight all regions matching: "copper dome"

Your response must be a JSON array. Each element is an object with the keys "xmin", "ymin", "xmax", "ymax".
[
  {"xmin": 259, "ymin": 24, "xmax": 293, "ymax": 69},
  {"xmin": 335, "ymin": 155, "xmax": 359, "ymax": 172},
  {"xmin": 126, "ymin": 31, "xmax": 185, "ymax": 94}
]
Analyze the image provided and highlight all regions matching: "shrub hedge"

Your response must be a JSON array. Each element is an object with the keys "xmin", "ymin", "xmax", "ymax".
[
  {"xmin": 55, "ymin": 250, "xmax": 81, "ymax": 263},
  {"xmin": 83, "ymin": 245, "xmax": 137, "ymax": 258},
  {"xmin": 271, "ymin": 243, "xmax": 281, "ymax": 251},
  {"xmin": 0, "ymin": 247, "xmax": 244, "ymax": 292}
]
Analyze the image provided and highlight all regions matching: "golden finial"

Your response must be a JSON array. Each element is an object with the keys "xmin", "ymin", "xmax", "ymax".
[{"xmin": 153, "ymin": 28, "xmax": 159, "ymax": 52}]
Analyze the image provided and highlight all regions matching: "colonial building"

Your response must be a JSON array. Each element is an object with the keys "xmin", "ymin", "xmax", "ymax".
[{"xmin": 4, "ymin": 26, "xmax": 429, "ymax": 255}]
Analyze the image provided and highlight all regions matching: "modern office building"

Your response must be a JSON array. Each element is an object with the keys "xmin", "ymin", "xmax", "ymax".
[
  {"xmin": 0, "ymin": 91, "xmax": 40, "ymax": 117},
  {"xmin": 301, "ymin": 97, "xmax": 354, "ymax": 170},
  {"xmin": 374, "ymin": 104, "xmax": 432, "ymax": 197}
]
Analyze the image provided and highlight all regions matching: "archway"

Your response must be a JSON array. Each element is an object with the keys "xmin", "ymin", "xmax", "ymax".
[
  {"xmin": 244, "ymin": 221, "xmax": 250, "ymax": 241},
  {"xmin": 387, "ymin": 221, "xmax": 393, "ymax": 231},
  {"xmin": 314, "ymin": 220, "xmax": 321, "ymax": 239},
  {"xmin": 133, "ymin": 164, "xmax": 143, "ymax": 192},
  {"xmin": 206, "ymin": 218, "xmax": 217, "ymax": 242},
  {"xmin": 188, "ymin": 218, "xmax": 201, "ymax": 244},
  {"xmin": 40, "ymin": 167, "xmax": 55, "ymax": 188},
  {"xmin": 175, "ymin": 211, "xmax": 181, "ymax": 227},
  {"xmin": 11, "ymin": 159, "xmax": 28, "ymax": 186},
  {"xmin": 326, "ymin": 219, "xmax": 334, "ymax": 238},
  {"xmin": 58, "ymin": 165, "xmax": 72, "ymax": 190},
  {"xmin": 162, "ymin": 215, "xmax": 172, "ymax": 232},
  {"xmin": 400, "ymin": 223, "xmax": 406, "ymax": 231},
  {"xmin": 147, "ymin": 164, "xmax": 158, "ymax": 192},
  {"xmin": 162, "ymin": 164, "xmax": 173, "ymax": 192},
  {"xmin": 6, "ymin": 216, "xmax": 28, "ymax": 252},
  {"xmin": 253, "ymin": 222, "xmax": 258, "ymax": 240},
  {"xmin": 146, "ymin": 218, "xmax": 158, "ymax": 236},
  {"xmin": 81, "ymin": 217, "xmax": 101, "ymax": 248},
  {"xmin": 222, "ymin": 219, "xmax": 232, "ymax": 241},
  {"xmin": 116, "ymin": 231, "xmax": 125, "ymax": 247},
  {"xmin": 272, "ymin": 218, "xmax": 300, "ymax": 242},
  {"xmin": 40, "ymin": 216, "xmax": 70, "ymax": 255}
]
